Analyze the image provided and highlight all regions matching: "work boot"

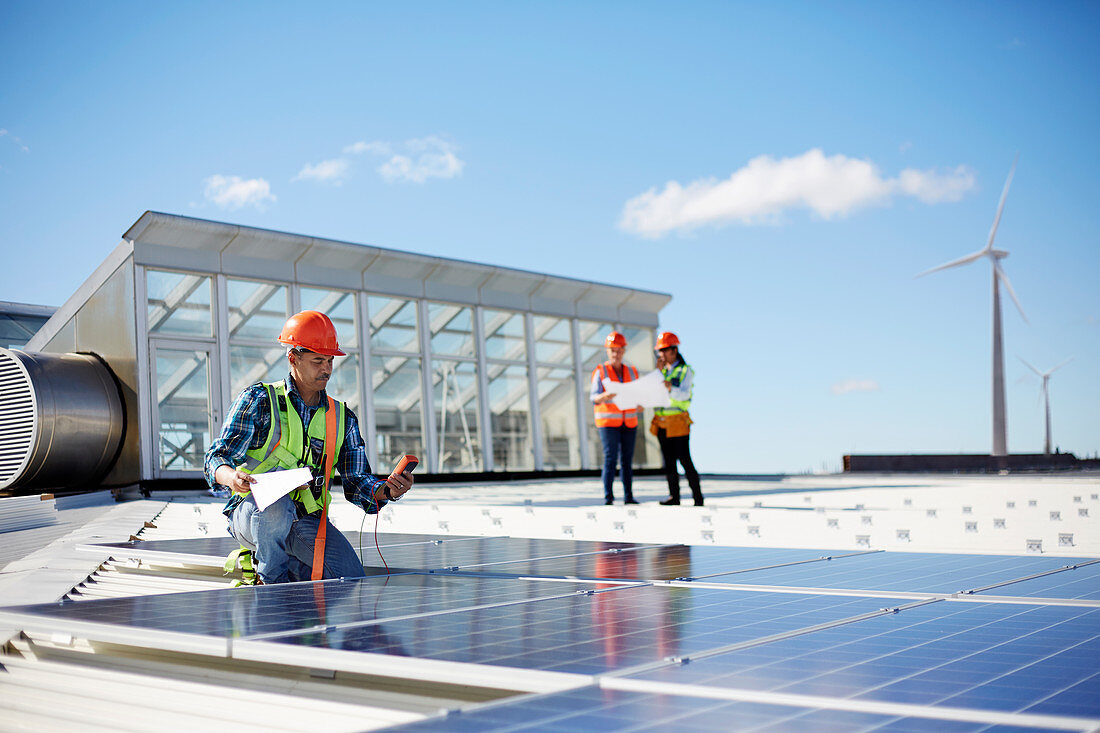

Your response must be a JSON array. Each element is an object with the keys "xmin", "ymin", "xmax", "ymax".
[
  {"xmin": 624, "ymin": 498, "xmax": 639, "ymax": 505},
  {"xmin": 659, "ymin": 497, "xmax": 680, "ymax": 506},
  {"xmin": 694, "ymin": 500, "xmax": 704, "ymax": 507}
]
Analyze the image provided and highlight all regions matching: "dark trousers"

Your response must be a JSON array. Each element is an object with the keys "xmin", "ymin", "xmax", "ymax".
[
  {"xmin": 598, "ymin": 425, "xmax": 636, "ymax": 503},
  {"xmin": 657, "ymin": 429, "xmax": 703, "ymax": 504}
]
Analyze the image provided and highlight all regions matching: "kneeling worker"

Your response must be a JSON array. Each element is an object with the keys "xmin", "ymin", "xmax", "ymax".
[{"xmin": 205, "ymin": 310, "xmax": 413, "ymax": 584}]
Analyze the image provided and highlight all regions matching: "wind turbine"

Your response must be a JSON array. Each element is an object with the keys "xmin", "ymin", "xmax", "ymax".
[
  {"xmin": 917, "ymin": 156, "xmax": 1026, "ymax": 457},
  {"xmin": 1019, "ymin": 357, "xmax": 1072, "ymax": 456}
]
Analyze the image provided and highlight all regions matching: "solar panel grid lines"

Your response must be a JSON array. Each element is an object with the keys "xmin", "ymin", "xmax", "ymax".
[
  {"xmin": 687, "ymin": 549, "xmax": 884, "ymax": 582},
  {"xmin": 962, "ymin": 559, "xmax": 1100, "ymax": 597},
  {"xmin": 243, "ymin": 579, "xmax": 629, "ymax": 642},
  {"xmin": 263, "ymin": 587, "xmax": 893, "ymax": 677},
  {"xmin": 659, "ymin": 578, "xmax": 942, "ymax": 602},
  {"xmin": 624, "ymin": 601, "xmax": 1100, "ymax": 720},
  {"xmin": 973, "ymin": 561, "xmax": 1100, "ymax": 602},
  {"xmin": 685, "ymin": 551, "xmax": 1100, "ymax": 595},
  {"xmin": 374, "ymin": 685, "xmax": 1085, "ymax": 732},
  {"xmin": 446, "ymin": 543, "xmax": 675, "ymax": 572},
  {"xmin": 597, "ymin": 678, "xmax": 1100, "ymax": 732},
  {"xmin": 601, "ymin": 598, "xmax": 944, "ymax": 680}
]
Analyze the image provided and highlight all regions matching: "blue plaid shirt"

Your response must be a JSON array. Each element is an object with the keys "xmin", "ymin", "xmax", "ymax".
[{"xmin": 204, "ymin": 375, "xmax": 386, "ymax": 517}]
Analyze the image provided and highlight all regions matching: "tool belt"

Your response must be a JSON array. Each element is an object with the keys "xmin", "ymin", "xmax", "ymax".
[{"xmin": 650, "ymin": 411, "xmax": 692, "ymax": 438}]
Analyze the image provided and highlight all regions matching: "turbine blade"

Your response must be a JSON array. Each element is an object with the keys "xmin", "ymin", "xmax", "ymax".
[
  {"xmin": 1017, "ymin": 356, "xmax": 1041, "ymax": 376},
  {"xmin": 1049, "ymin": 356, "xmax": 1074, "ymax": 375},
  {"xmin": 915, "ymin": 249, "xmax": 986, "ymax": 278},
  {"xmin": 995, "ymin": 261, "xmax": 1027, "ymax": 323},
  {"xmin": 986, "ymin": 154, "xmax": 1019, "ymax": 251}
]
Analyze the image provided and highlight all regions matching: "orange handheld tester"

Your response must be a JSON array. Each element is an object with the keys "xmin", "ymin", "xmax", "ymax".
[{"xmin": 391, "ymin": 454, "xmax": 418, "ymax": 476}]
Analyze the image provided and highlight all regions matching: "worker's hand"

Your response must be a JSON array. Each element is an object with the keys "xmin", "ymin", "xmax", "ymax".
[
  {"xmin": 376, "ymin": 470, "xmax": 414, "ymax": 502},
  {"xmin": 664, "ymin": 380, "xmax": 672, "ymax": 392},
  {"xmin": 594, "ymin": 392, "xmax": 616, "ymax": 404},
  {"xmin": 215, "ymin": 465, "xmax": 256, "ymax": 494}
]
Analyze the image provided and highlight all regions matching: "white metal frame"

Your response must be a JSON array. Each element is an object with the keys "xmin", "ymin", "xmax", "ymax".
[{"xmin": 136, "ymin": 261, "xmax": 657, "ymax": 479}]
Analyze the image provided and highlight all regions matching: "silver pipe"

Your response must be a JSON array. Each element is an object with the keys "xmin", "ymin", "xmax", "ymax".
[{"xmin": 0, "ymin": 349, "xmax": 125, "ymax": 491}]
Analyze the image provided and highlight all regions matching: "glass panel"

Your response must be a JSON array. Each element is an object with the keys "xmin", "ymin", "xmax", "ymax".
[
  {"xmin": 329, "ymin": 353, "xmax": 360, "ymax": 417},
  {"xmin": 368, "ymin": 296, "xmax": 419, "ymax": 354},
  {"xmin": 533, "ymin": 315, "xmax": 573, "ymax": 365},
  {"xmin": 155, "ymin": 348, "xmax": 211, "ymax": 470},
  {"xmin": 301, "ymin": 287, "xmax": 358, "ymax": 349},
  {"xmin": 229, "ymin": 344, "xmax": 286, "ymax": 397},
  {"xmin": 487, "ymin": 364, "xmax": 532, "ymax": 471},
  {"xmin": 226, "ymin": 279, "xmax": 287, "ymax": 341},
  {"xmin": 431, "ymin": 359, "xmax": 481, "ymax": 472},
  {"xmin": 536, "ymin": 365, "xmax": 579, "ymax": 469},
  {"xmin": 620, "ymin": 326, "xmax": 659, "ymax": 470},
  {"xmin": 621, "ymin": 326, "xmax": 657, "ymax": 373},
  {"xmin": 483, "ymin": 309, "xmax": 526, "ymax": 362},
  {"xmin": 577, "ymin": 319, "xmax": 615, "ymax": 371},
  {"xmin": 146, "ymin": 270, "xmax": 212, "ymax": 337},
  {"xmin": 372, "ymin": 355, "xmax": 424, "ymax": 471},
  {"xmin": 427, "ymin": 303, "xmax": 474, "ymax": 358}
]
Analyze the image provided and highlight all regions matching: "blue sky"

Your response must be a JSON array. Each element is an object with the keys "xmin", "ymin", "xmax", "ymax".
[{"xmin": 2, "ymin": 1, "xmax": 1097, "ymax": 473}]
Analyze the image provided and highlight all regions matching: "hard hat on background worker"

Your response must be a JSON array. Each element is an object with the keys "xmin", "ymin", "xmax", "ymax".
[
  {"xmin": 277, "ymin": 311, "xmax": 346, "ymax": 356},
  {"xmin": 605, "ymin": 331, "xmax": 627, "ymax": 348},
  {"xmin": 655, "ymin": 332, "xmax": 680, "ymax": 350}
]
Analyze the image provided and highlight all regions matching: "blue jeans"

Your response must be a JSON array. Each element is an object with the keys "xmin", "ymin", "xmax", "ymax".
[
  {"xmin": 598, "ymin": 425, "xmax": 636, "ymax": 503},
  {"xmin": 228, "ymin": 493, "xmax": 365, "ymax": 584}
]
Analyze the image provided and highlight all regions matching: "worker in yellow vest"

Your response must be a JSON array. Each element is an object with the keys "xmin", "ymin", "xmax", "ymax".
[
  {"xmin": 205, "ymin": 311, "xmax": 414, "ymax": 584},
  {"xmin": 590, "ymin": 331, "xmax": 640, "ymax": 505},
  {"xmin": 652, "ymin": 332, "xmax": 703, "ymax": 506}
]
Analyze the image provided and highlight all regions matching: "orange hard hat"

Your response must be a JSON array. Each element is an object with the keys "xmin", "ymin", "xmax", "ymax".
[
  {"xmin": 605, "ymin": 331, "xmax": 627, "ymax": 348},
  {"xmin": 277, "ymin": 311, "xmax": 345, "ymax": 356},
  {"xmin": 655, "ymin": 331, "xmax": 680, "ymax": 350}
]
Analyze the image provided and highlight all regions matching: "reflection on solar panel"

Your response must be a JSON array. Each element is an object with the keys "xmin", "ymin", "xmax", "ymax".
[
  {"xmin": 377, "ymin": 685, "xmax": 1075, "ymax": 732},
  {"xmin": 5, "ymin": 535, "xmax": 1098, "ymax": 731}
]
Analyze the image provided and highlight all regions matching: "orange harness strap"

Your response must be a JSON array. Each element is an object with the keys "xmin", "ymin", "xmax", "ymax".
[{"xmin": 310, "ymin": 396, "xmax": 338, "ymax": 582}]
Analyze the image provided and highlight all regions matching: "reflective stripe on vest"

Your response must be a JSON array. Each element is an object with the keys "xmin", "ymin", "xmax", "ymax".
[
  {"xmin": 654, "ymin": 362, "xmax": 692, "ymax": 416},
  {"xmin": 237, "ymin": 381, "xmax": 346, "ymax": 514},
  {"xmin": 593, "ymin": 362, "xmax": 639, "ymax": 428}
]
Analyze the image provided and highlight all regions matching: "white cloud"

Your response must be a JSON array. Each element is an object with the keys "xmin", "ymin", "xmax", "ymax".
[
  {"xmin": 831, "ymin": 379, "xmax": 880, "ymax": 396},
  {"xmin": 0, "ymin": 128, "xmax": 30, "ymax": 153},
  {"xmin": 203, "ymin": 175, "xmax": 275, "ymax": 210},
  {"xmin": 378, "ymin": 136, "xmax": 464, "ymax": 183},
  {"xmin": 895, "ymin": 165, "xmax": 975, "ymax": 203},
  {"xmin": 619, "ymin": 149, "xmax": 976, "ymax": 238},
  {"xmin": 293, "ymin": 158, "xmax": 350, "ymax": 184}
]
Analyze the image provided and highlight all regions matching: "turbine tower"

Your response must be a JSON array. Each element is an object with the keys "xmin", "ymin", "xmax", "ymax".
[
  {"xmin": 1019, "ymin": 357, "xmax": 1072, "ymax": 456},
  {"xmin": 917, "ymin": 156, "xmax": 1026, "ymax": 457}
]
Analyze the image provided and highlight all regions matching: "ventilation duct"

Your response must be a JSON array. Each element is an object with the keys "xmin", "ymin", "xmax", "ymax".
[{"xmin": 0, "ymin": 349, "xmax": 125, "ymax": 491}]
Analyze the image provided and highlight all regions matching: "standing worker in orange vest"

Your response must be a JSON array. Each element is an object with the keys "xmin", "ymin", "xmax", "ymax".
[
  {"xmin": 590, "ymin": 331, "xmax": 640, "ymax": 505},
  {"xmin": 205, "ymin": 311, "xmax": 414, "ymax": 584},
  {"xmin": 652, "ymin": 332, "xmax": 704, "ymax": 506}
]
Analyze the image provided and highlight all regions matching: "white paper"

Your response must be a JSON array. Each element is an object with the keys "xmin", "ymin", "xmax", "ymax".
[
  {"xmin": 248, "ymin": 467, "xmax": 313, "ymax": 511},
  {"xmin": 602, "ymin": 369, "xmax": 671, "ymax": 410}
]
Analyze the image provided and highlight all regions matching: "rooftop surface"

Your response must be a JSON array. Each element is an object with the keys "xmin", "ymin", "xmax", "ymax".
[{"xmin": 1, "ymin": 473, "xmax": 1097, "ymax": 732}]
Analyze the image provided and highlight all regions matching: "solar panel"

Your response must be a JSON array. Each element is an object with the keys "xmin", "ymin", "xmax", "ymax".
[
  {"xmin": 973, "ymin": 560, "xmax": 1100, "ymax": 600},
  {"xmin": 260, "ymin": 585, "xmax": 891, "ymax": 676},
  {"xmin": 624, "ymin": 600, "xmax": 1100, "ymax": 718},
  {"xmin": 686, "ymin": 551, "xmax": 1095, "ymax": 594},
  {"xmin": 373, "ymin": 685, "xmax": 1074, "ymax": 732},
  {"xmin": 81, "ymin": 535, "xmax": 659, "ymax": 574},
  {"xmin": 0, "ymin": 574, "xmax": 607, "ymax": 645},
  {"xmin": 81, "ymin": 532, "xmax": 492, "ymax": 565},
  {"xmin": 449, "ymin": 545, "xmax": 862, "ymax": 582},
  {"xmin": 10, "ymin": 527, "xmax": 1100, "ymax": 731}
]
